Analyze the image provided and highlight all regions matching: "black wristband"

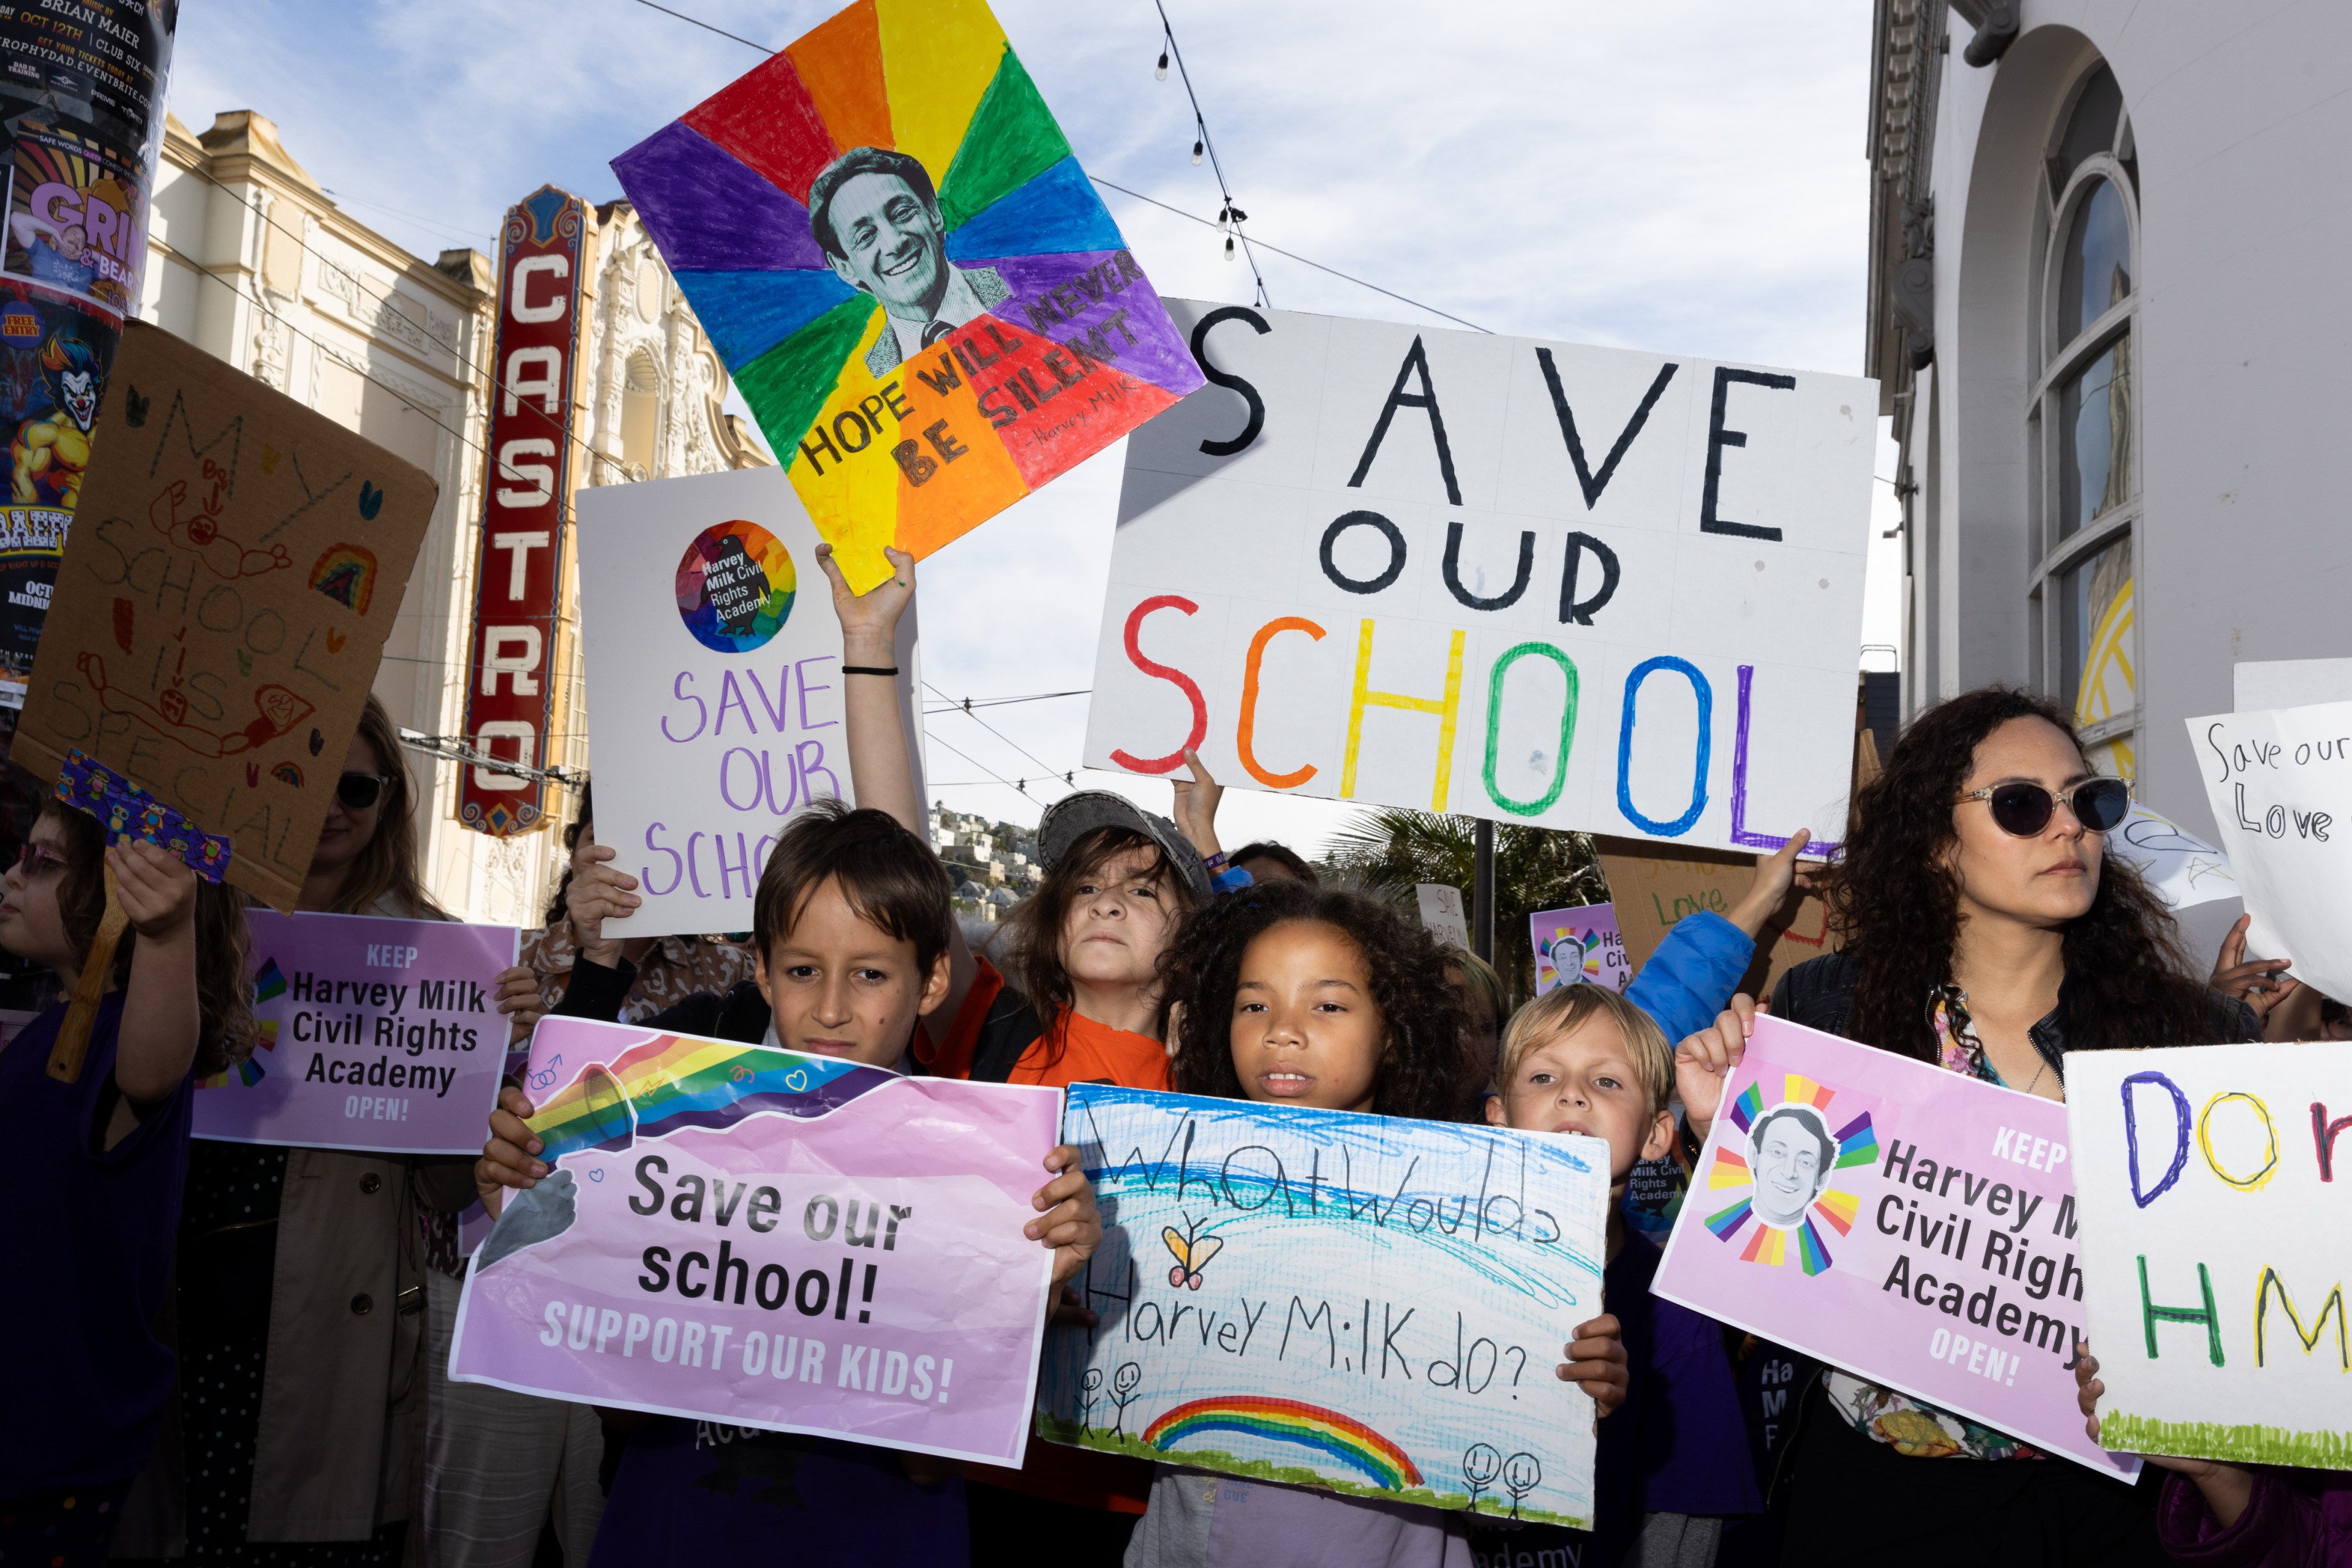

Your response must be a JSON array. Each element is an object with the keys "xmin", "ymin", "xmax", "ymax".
[{"xmin": 840, "ymin": 665, "xmax": 900, "ymax": 677}]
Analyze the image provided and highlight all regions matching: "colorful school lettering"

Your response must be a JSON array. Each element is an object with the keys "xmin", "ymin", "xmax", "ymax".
[
  {"xmin": 2067, "ymin": 1043, "xmax": 2352, "ymax": 1472},
  {"xmin": 1083, "ymin": 302, "xmax": 1878, "ymax": 855}
]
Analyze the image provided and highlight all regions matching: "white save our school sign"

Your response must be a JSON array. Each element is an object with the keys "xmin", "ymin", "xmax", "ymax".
[
  {"xmin": 575, "ymin": 466, "xmax": 924, "ymax": 939},
  {"xmin": 2067, "ymin": 1042, "xmax": 2352, "ymax": 1470},
  {"xmin": 1082, "ymin": 303, "xmax": 1877, "ymax": 854}
]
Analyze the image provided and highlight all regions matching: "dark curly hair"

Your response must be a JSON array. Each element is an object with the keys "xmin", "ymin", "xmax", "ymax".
[
  {"xmin": 1159, "ymin": 880, "xmax": 1477, "ymax": 1122},
  {"xmin": 1830, "ymin": 686, "xmax": 2213, "ymax": 1060}
]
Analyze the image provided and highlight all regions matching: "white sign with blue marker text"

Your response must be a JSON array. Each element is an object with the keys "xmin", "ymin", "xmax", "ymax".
[
  {"xmin": 1083, "ymin": 303, "xmax": 1877, "ymax": 854},
  {"xmin": 1037, "ymin": 1085, "xmax": 1611, "ymax": 1528}
]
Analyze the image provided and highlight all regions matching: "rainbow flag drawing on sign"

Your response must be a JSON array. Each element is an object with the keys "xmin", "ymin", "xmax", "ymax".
[{"xmin": 526, "ymin": 1031, "xmax": 888, "ymax": 1164}]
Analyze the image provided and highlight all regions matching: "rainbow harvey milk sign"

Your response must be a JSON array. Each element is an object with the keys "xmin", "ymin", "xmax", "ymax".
[
  {"xmin": 1082, "ymin": 303, "xmax": 1875, "ymax": 854},
  {"xmin": 450, "ymin": 1017, "xmax": 1061, "ymax": 1465},
  {"xmin": 1530, "ymin": 902, "xmax": 1626, "ymax": 995},
  {"xmin": 193, "ymin": 911, "xmax": 518, "ymax": 1156},
  {"xmin": 2065, "ymin": 1042, "xmax": 2352, "ymax": 1470},
  {"xmin": 1037, "ymin": 1085, "xmax": 1612, "ymax": 1528},
  {"xmin": 611, "ymin": 0, "xmax": 1204, "ymax": 595},
  {"xmin": 1653, "ymin": 1016, "xmax": 2138, "ymax": 1476}
]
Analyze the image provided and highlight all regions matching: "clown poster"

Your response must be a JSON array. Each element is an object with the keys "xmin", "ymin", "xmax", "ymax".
[
  {"xmin": 1652, "ymin": 1015, "xmax": 2137, "ymax": 1476},
  {"xmin": 1529, "ymin": 902, "xmax": 1627, "ymax": 995},
  {"xmin": 1038, "ymin": 1085, "xmax": 1612, "ymax": 1527},
  {"xmin": 611, "ymin": 0, "xmax": 1205, "ymax": 595}
]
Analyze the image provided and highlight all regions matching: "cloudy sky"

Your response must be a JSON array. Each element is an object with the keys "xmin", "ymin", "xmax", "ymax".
[{"xmin": 168, "ymin": 0, "xmax": 1900, "ymax": 854}]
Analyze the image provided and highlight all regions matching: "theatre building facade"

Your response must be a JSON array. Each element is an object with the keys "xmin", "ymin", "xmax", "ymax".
[
  {"xmin": 1866, "ymin": 0, "xmax": 2351, "ymax": 944},
  {"xmin": 139, "ymin": 109, "xmax": 770, "ymax": 923}
]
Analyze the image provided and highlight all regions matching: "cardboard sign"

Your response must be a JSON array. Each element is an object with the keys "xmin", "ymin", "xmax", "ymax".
[
  {"xmin": 1594, "ymin": 834, "xmax": 1836, "ymax": 1001},
  {"xmin": 194, "ymin": 911, "xmax": 518, "ymax": 1155},
  {"xmin": 575, "ymin": 467, "xmax": 924, "ymax": 938},
  {"xmin": 452, "ymin": 1016, "xmax": 1060, "ymax": 1465},
  {"xmin": 1529, "ymin": 902, "xmax": 1627, "ymax": 995},
  {"xmin": 610, "ymin": 0, "xmax": 1205, "ymax": 595},
  {"xmin": 1040, "ymin": 1085, "xmax": 1611, "ymax": 1528},
  {"xmin": 2065, "ymin": 1042, "xmax": 2352, "ymax": 1470},
  {"xmin": 2187, "ymin": 703, "xmax": 2352, "ymax": 1001},
  {"xmin": 2106, "ymin": 805, "xmax": 2238, "ymax": 912},
  {"xmin": 1652, "ymin": 1015, "xmax": 2135, "ymax": 1476},
  {"xmin": 1081, "ymin": 301, "xmax": 1875, "ymax": 852},
  {"xmin": 13, "ymin": 320, "xmax": 435, "ymax": 908}
]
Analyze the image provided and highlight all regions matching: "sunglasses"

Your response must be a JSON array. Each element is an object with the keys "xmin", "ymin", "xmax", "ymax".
[
  {"xmin": 337, "ymin": 772, "xmax": 395, "ymax": 810},
  {"xmin": 13, "ymin": 842, "xmax": 66, "ymax": 877},
  {"xmin": 1956, "ymin": 777, "xmax": 2130, "ymax": 837}
]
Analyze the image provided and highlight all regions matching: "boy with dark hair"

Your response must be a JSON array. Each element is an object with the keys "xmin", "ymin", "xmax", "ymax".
[{"xmin": 475, "ymin": 800, "xmax": 1098, "ymax": 1567}]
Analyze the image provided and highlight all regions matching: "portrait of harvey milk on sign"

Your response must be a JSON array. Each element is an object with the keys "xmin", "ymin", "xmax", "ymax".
[{"xmin": 808, "ymin": 146, "xmax": 1011, "ymax": 379}]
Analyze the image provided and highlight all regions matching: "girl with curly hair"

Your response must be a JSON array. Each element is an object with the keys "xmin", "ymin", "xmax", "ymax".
[
  {"xmin": 1126, "ymin": 880, "xmax": 1505, "ymax": 1562},
  {"xmin": 1701, "ymin": 686, "xmax": 2255, "ymax": 1564},
  {"xmin": 0, "ymin": 794, "xmax": 253, "ymax": 1562}
]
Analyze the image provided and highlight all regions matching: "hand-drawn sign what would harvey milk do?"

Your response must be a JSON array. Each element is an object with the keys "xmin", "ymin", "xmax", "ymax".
[
  {"xmin": 13, "ymin": 320, "xmax": 435, "ymax": 910},
  {"xmin": 1084, "ymin": 304, "xmax": 1877, "ymax": 857},
  {"xmin": 609, "ymin": 0, "xmax": 1206, "ymax": 596}
]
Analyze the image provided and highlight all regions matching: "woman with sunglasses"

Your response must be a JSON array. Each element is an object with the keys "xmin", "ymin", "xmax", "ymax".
[
  {"xmin": 0, "ymin": 794, "xmax": 254, "ymax": 1566},
  {"xmin": 165, "ymin": 696, "xmax": 552, "ymax": 1566},
  {"xmin": 1754, "ymin": 687, "xmax": 2255, "ymax": 1564}
]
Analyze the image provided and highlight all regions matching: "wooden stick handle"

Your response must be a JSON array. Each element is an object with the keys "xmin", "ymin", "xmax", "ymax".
[{"xmin": 47, "ymin": 862, "xmax": 127, "ymax": 1084}]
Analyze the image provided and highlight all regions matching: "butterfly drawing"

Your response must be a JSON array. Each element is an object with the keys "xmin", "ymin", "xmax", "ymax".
[{"xmin": 1162, "ymin": 1215, "xmax": 1224, "ymax": 1291}]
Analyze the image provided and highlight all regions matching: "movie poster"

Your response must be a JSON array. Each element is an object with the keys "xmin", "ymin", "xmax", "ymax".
[{"xmin": 0, "ymin": 0, "xmax": 175, "ymax": 715}]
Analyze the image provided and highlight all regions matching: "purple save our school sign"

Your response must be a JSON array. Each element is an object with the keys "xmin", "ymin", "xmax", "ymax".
[
  {"xmin": 193, "ymin": 911, "xmax": 519, "ymax": 1156},
  {"xmin": 1651, "ymin": 1015, "xmax": 2139, "ymax": 1477},
  {"xmin": 450, "ymin": 1017, "xmax": 1062, "ymax": 1466}
]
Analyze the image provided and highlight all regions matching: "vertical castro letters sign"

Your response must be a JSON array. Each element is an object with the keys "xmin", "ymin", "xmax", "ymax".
[
  {"xmin": 461, "ymin": 186, "xmax": 595, "ymax": 836},
  {"xmin": 1083, "ymin": 304, "xmax": 1877, "ymax": 855}
]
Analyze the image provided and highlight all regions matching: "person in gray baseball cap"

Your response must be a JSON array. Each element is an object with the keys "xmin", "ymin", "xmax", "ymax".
[{"xmin": 818, "ymin": 539, "xmax": 1238, "ymax": 1556}]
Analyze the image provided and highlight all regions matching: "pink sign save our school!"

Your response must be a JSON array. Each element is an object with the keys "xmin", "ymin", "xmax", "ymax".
[
  {"xmin": 1652, "ymin": 1015, "xmax": 2139, "ymax": 1476},
  {"xmin": 193, "ymin": 911, "xmax": 518, "ymax": 1155},
  {"xmin": 450, "ymin": 1017, "xmax": 1062, "ymax": 1466}
]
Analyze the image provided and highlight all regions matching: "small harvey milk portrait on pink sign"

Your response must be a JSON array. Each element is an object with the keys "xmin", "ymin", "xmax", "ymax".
[{"xmin": 1697, "ymin": 1072, "xmax": 1882, "ymax": 1276}]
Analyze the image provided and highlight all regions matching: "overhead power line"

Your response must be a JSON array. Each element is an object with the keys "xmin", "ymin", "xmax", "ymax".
[{"xmin": 617, "ymin": 0, "xmax": 1487, "ymax": 333}]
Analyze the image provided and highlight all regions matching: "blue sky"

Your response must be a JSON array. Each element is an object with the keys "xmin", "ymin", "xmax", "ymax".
[{"xmin": 170, "ymin": 0, "xmax": 1900, "ymax": 851}]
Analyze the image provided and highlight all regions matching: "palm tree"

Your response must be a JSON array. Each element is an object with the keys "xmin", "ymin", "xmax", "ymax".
[{"xmin": 1321, "ymin": 809, "xmax": 1606, "ymax": 1004}]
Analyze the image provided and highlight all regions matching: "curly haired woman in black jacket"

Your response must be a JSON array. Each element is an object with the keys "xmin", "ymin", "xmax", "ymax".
[{"xmin": 1761, "ymin": 687, "xmax": 2254, "ymax": 1566}]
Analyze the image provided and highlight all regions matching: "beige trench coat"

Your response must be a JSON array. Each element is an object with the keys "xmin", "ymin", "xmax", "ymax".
[{"xmin": 115, "ymin": 894, "xmax": 477, "ymax": 1561}]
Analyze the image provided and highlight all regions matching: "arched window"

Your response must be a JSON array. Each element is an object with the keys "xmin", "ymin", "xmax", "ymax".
[
  {"xmin": 620, "ymin": 347, "xmax": 662, "ymax": 479},
  {"xmin": 2032, "ymin": 64, "xmax": 2139, "ymax": 780}
]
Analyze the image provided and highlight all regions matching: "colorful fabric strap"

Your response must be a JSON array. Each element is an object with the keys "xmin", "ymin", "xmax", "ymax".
[{"xmin": 56, "ymin": 749, "xmax": 232, "ymax": 883}]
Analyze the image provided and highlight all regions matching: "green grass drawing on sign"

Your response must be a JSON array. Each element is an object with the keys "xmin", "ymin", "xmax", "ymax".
[
  {"xmin": 2100, "ymin": 1412, "xmax": 2352, "ymax": 1469},
  {"xmin": 1031, "ymin": 1414, "xmax": 1592, "ymax": 1528}
]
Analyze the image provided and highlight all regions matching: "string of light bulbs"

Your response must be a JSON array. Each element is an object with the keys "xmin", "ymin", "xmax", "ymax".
[{"xmin": 1152, "ymin": 0, "xmax": 1268, "ymax": 306}]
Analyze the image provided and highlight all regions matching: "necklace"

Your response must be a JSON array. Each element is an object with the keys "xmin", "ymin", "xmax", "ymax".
[{"xmin": 2019, "ymin": 1055, "xmax": 2049, "ymax": 1097}]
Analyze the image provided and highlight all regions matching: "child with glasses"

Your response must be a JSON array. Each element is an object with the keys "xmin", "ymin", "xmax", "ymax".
[{"xmin": 0, "ymin": 793, "xmax": 255, "ymax": 1566}]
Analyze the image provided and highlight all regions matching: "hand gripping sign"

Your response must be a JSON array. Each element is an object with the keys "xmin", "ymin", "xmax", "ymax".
[{"xmin": 451, "ymin": 1017, "xmax": 1062, "ymax": 1465}]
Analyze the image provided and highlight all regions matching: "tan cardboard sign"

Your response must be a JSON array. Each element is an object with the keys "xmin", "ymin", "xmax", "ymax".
[
  {"xmin": 1593, "ymin": 835, "xmax": 1838, "ymax": 1001},
  {"xmin": 15, "ymin": 320, "xmax": 434, "ymax": 910}
]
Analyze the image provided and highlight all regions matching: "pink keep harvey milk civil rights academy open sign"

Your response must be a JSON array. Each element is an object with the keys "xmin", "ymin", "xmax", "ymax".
[
  {"xmin": 1652, "ymin": 1014, "xmax": 2138, "ymax": 1476},
  {"xmin": 612, "ymin": 0, "xmax": 1204, "ymax": 595}
]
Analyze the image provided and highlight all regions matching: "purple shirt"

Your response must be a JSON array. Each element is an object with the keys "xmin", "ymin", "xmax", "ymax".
[
  {"xmin": 586, "ymin": 1419, "xmax": 967, "ymax": 1566},
  {"xmin": 0, "ymin": 995, "xmax": 192, "ymax": 1495}
]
